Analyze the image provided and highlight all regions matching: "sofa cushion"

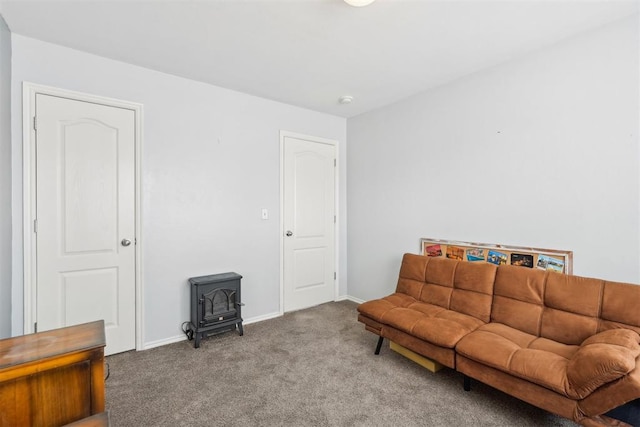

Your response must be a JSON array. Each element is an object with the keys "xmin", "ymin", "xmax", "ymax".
[
  {"xmin": 528, "ymin": 336, "xmax": 580, "ymax": 360},
  {"xmin": 396, "ymin": 253, "xmax": 429, "ymax": 300},
  {"xmin": 491, "ymin": 266, "xmax": 545, "ymax": 336},
  {"xmin": 458, "ymin": 324, "xmax": 640, "ymax": 400},
  {"xmin": 357, "ymin": 293, "xmax": 417, "ymax": 323},
  {"xmin": 581, "ymin": 328, "xmax": 640, "ymax": 350},
  {"xmin": 545, "ymin": 274, "xmax": 603, "ymax": 317},
  {"xmin": 491, "ymin": 295, "xmax": 543, "ymax": 337},
  {"xmin": 457, "ymin": 323, "xmax": 539, "ymax": 369},
  {"xmin": 409, "ymin": 306, "xmax": 485, "ymax": 348},
  {"xmin": 456, "ymin": 323, "xmax": 581, "ymax": 397},
  {"xmin": 450, "ymin": 262, "xmax": 497, "ymax": 323},
  {"xmin": 420, "ymin": 257, "xmax": 458, "ymax": 308},
  {"xmin": 540, "ymin": 274, "xmax": 602, "ymax": 345},
  {"xmin": 601, "ymin": 281, "xmax": 640, "ymax": 332},
  {"xmin": 566, "ymin": 329, "xmax": 640, "ymax": 399},
  {"xmin": 378, "ymin": 302, "xmax": 485, "ymax": 349}
]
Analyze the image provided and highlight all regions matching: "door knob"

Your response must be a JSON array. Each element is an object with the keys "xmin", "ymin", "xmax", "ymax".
[
  {"xmin": 286, "ymin": 231, "xmax": 293, "ymax": 237},
  {"xmin": 121, "ymin": 239, "xmax": 132, "ymax": 247}
]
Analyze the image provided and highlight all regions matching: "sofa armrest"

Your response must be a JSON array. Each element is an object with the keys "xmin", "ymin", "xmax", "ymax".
[
  {"xmin": 566, "ymin": 329, "xmax": 640, "ymax": 399},
  {"xmin": 581, "ymin": 329, "xmax": 640, "ymax": 350}
]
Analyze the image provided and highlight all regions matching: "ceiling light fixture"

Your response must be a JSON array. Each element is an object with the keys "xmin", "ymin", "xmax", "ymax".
[
  {"xmin": 344, "ymin": 0, "xmax": 376, "ymax": 7},
  {"xmin": 339, "ymin": 95, "xmax": 354, "ymax": 104}
]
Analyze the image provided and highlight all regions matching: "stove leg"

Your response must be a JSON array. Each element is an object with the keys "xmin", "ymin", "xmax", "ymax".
[
  {"xmin": 237, "ymin": 322, "xmax": 244, "ymax": 336},
  {"xmin": 194, "ymin": 332, "xmax": 201, "ymax": 348}
]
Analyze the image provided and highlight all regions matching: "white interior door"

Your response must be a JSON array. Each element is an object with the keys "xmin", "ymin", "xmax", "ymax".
[
  {"xmin": 283, "ymin": 135, "xmax": 336, "ymax": 312},
  {"xmin": 34, "ymin": 93, "xmax": 136, "ymax": 355}
]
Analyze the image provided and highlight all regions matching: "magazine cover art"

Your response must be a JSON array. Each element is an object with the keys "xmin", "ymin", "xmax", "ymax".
[
  {"xmin": 536, "ymin": 254, "xmax": 565, "ymax": 273},
  {"xmin": 446, "ymin": 246, "xmax": 464, "ymax": 261},
  {"xmin": 511, "ymin": 253, "xmax": 534, "ymax": 268},
  {"xmin": 466, "ymin": 248, "xmax": 485, "ymax": 262},
  {"xmin": 425, "ymin": 244, "xmax": 442, "ymax": 257},
  {"xmin": 487, "ymin": 250, "xmax": 508, "ymax": 265}
]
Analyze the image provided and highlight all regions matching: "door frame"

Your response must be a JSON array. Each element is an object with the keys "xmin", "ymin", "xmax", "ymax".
[
  {"xmin": 22, "ymin": 82, "xmax": 144, "ymax": 350},
  {"xmin": 279, "ymin": 130, "xmax": 339, "ymax": 315}
]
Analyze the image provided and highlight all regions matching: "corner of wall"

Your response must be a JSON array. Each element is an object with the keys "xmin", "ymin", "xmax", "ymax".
[{"xmin": 0, "ymin": 14, "xmax": 13, "ymax": 339}]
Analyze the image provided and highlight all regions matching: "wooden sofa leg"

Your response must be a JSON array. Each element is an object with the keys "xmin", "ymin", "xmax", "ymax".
[
  {"xmin": 463, "ymin": 375, "xmax": 471, "ymax": 391},
  {"xmin": 374, "ymin": 336, "xmax": 384, "ymax": 355}
]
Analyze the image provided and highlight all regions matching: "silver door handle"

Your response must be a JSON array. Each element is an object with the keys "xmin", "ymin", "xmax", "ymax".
[
  {"xmin": 121, "ymin": 239, "xmax": 132, "ymax": 247},
  {"xmin": 286, "ymin": 231, "xmax": 293, "ymax": 237}
]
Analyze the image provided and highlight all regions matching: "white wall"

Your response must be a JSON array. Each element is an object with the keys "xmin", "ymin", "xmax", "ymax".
[
  {"xmin": 347, "ymin": 16, "xmax": 639, "ymax": 301},
  {"xmin": 0, "ymin": 15, "xmax": 11, "ymax": 339},
  {"xmin": 10, "ymin": 35, "xmax": 347, "ymax": 346}
]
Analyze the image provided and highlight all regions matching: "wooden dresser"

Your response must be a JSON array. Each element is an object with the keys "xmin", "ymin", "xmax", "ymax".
[{"xmin": 0, "ymin": 320, "xmax": 106, "ymax": 427}]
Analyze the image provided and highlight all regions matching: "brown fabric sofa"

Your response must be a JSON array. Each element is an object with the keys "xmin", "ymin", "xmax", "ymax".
[{"xmin": 357, "ymin": 253, "xmax": 640, "ymax": 426}]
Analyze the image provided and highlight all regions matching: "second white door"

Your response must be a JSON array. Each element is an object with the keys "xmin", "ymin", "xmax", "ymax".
[
  {"xmin": 283, "ymin": 134, "xmax": 336, "ymax": 312},
  {"xmin": 34, "ymin": 93, "xmax": 136, "ymax": 355}
]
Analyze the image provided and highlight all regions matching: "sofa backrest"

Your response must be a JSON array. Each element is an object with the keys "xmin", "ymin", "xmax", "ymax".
[
  {"xmin": 542, "ymin": 273, "xmax": 604, "ymax": 344},
  {"xmin": 451, "ymin": 261, "xmax": 498, "ymax": 323},
  {"xmin": 396, "ymin": 253, "xmax": 430, "ymax": 300},
  {"xmin": 600, "ymin": 280, "xmax": 640, "ymax": 334},
  {"xmin": 397, "ymin": 253, "xmax": 640, "ymax": 344},
  {"xmin": 491, "ymin": 264, "xmax": 546, "ymax": 336},
  {"xmin": 492, "ymin": 265, "xmax": 640, "ymax": 345},
  {"xmin": 396, "ymin": 253, "xmax": 497, "ymax": 323}
]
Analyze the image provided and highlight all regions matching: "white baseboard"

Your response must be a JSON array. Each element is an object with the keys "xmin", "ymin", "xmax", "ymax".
[
  {"xmin": 244, "ymin": 311, "xmax": 282, "ymax": 325},
  {"xmin": 337, "ymin": 295, "xmax": 365, "ymax": 304},
  {"xmin": 141, "ymin": 299, "xmax": 367, "ymax": 352},
  {"xmin": 142, "ymin": 333, "xmax": 187, "ymax": 350},
  {"xmin": 141, "ymin": 311, "xmax": 283, "ymax": 351}
]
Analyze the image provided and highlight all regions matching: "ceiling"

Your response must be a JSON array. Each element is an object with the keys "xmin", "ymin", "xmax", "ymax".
[{"xmin": 0, "ymin": 0, "xmax": 637, "ymax": 118}]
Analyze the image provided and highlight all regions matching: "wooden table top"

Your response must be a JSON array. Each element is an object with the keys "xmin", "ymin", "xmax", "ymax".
[{"xmin": 0, "ymin": 320, "xmax": 106, "ymax": 370}]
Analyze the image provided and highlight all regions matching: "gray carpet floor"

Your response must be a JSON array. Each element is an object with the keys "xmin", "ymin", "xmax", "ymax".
[{"xmin": 105, "ymin": 300, "xmax": 577, "ymax": 426}]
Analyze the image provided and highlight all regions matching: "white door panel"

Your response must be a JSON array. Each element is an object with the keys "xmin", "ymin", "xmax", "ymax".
[
  {"xmin": 63, "ymin": 121, "xmax": 118, "ymax": 254},
  {"xmin": 293, "ymin": 248, "xmax": 327, "ymax": 289},
  {"xmin": 283, "ymin": 136, "xmax": 336, "ymax": 312},
  {"xmin": 62, "ymin": 268, "xmax": 119, "ymax": 327},
  {"xmin": 35, "ymin": 94, "xmax": 136, "ymax": 355}
]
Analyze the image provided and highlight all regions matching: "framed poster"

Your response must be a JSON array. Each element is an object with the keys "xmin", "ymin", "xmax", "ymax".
[{"xmin": 420, "ymin": 238, "xmax": 573, "ymax": 274}]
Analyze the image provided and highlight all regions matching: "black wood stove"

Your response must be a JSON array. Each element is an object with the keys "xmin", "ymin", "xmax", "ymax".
[{"xmin": 187, "ymin": 272, "xmax": 244, "ymax": 348}]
